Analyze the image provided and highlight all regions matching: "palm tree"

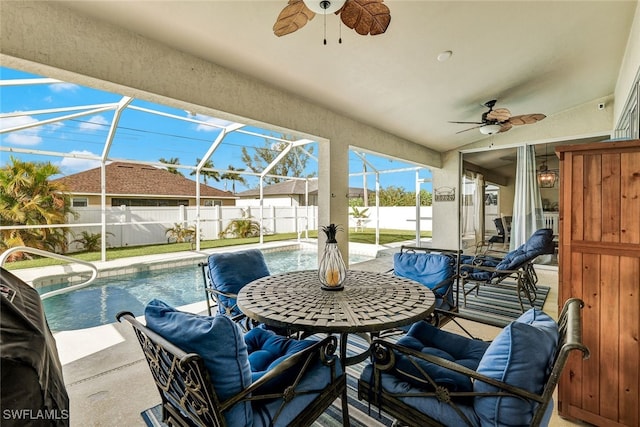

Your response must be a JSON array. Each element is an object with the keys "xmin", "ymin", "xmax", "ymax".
[
  {"xmin": 220, "ymin": 165, "xmax": 247, "ymax": 193},
  {"xmin": 0, "ymin": 157, "xmax": 76, "ymax": 260},
  {"xmin": 71, "ymin": 231, "xmax": 114, "ymax": 252},
  {"xmin": 219, "ymin": 209, "xmax": 260, "ymax": 238},
  {"xmin": 159, "ymin": 157, "xmax": 183, "ymax": 176},
  {"xmin": 190, "ymin": 158, "xmax": 220, "ymax": 185},
  {"xmin": 165, "ymin": 223, "xmax": 196, "ymax": 243}
]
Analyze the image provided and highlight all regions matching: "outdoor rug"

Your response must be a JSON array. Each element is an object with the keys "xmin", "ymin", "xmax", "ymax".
[
  {"xmin": 454, "ymin": 281, "xmax": 551, "ymax": 326},
  {"xmin": 141, "ymin": 333, "xmax": 395, "ymax": 427}
]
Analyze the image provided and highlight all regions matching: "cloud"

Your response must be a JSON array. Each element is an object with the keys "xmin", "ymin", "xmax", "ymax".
[
  {"xmin": 78, "ymin": 115, "xmax": 109, "ymax": 131},
  {"xmin": 0, "ymin": 115, "xmax": 43, "ymax": 146},
  {"xmin": 48, "ymin": 121, "xmax": 64, "ymax": 131},
  {"xmin": 58, "ymin": 150, "xmax": 102, "ymax": 174},
  {"xmin": 193, "ymin": 114, "xmax": 234, "ymax": 132},
  {"xmin": 49, "ymin": 82, "xmax": 80, "ymax": 93}
]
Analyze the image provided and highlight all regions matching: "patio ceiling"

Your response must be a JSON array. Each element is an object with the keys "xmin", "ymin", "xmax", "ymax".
[{"xmin": 55, "ymin": 0, "xmax": 637, "ymax": 156}]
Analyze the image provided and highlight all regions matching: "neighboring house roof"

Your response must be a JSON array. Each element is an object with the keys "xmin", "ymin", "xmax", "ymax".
[
  {"xmin": 236, "ymin": 179, "xmax": 367, "ymax": 198},
  {"xmin": 53, "ymin": 162, "xmax": 235, "ymax": 198},
  {"xmin": 236, "ymin": 179, "xmax": 319, "ymax": 197}
]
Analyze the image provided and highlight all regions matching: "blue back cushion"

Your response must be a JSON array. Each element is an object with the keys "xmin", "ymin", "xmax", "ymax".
[
  {"xmin": 144, "ymin": 299, "xmax": 252, "ymax": 427},
  {"xmin": 494, "ymin": 228, "xmax": 554, "ymax": 272},
  {"xmin": 474, "ymin": 308, "xmax": 559, "ymax": 426},
  {"xmin": 393, "ymin": 252, "xmax": 455, "ymax": 303},
  {"xmin": 394, "ymin": 321, "xmax": 490, "ymax": 392},
  {"xmin": 245, "ymin": 328, "xmax": 317, "ymax": 394},
  {"xmin": 207, "ymin": 249, "xmax": 270, "ymax": 315}
]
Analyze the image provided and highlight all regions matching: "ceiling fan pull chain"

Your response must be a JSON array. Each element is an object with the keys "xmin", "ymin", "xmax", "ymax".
[
  {"xmin": 323, "ymin": 12, "xmax": 327, "ymax": 45},
  {"xmin": 339, "ymin": 15, "xmax": 342, "ymax": 43}
]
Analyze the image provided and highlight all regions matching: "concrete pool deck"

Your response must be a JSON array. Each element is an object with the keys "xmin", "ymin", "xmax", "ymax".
[{"xmin": 7, "ymin": 240, "xmax": 585, "ymax": 426}]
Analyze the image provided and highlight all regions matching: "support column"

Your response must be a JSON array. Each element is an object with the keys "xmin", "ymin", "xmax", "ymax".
[
  {"xmin": 318, "ymin": 138, "xmax": 349, "ymax": 264},
  {"xmin": 431, "ymin": 151, "xmax": 462, "ymax": 251}
]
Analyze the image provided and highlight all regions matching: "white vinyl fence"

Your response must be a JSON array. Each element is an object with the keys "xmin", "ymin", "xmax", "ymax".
[{"xmin": 65, "ymin": 205, "xmax": 432, "ymax": 252}]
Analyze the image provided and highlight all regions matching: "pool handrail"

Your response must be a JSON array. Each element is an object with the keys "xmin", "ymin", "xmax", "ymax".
[{"xmin": 0, "ymin": 246, "xmax": 98, "ymax": 299}]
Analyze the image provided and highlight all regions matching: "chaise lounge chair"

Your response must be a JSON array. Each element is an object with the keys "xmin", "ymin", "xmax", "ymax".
[{"xmin": 460, "ymin": 228, "xmax": 555, "ymax": 312}]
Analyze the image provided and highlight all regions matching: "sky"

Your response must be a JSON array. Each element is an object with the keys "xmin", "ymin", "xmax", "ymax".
[{"xmin": 0, "ymin": 66, "xmax": 432, "ymax": 193}]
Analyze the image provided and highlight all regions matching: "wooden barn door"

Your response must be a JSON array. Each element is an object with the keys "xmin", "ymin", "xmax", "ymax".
[{"xmin": 556, "ymin": 140, "xmax": 640, "ymax": 427}]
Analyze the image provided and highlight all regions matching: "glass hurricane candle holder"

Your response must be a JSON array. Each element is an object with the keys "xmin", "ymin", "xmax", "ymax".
[{"xmin": 318, "ymin": 224, "xmax": 347, "ymax": 290}]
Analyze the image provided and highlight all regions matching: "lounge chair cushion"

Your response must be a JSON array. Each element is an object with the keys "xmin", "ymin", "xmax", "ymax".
[
  {"xmin": 207, "ymin": 249, "xmax": 270, "ymax": 315},
  {"xmin": 460, "ymin": 255, "xmax": 500, "ymax": 282},
  {"xmin": 394, "ymin": 322, "xmax": 490, "ymax": 392},
  {"xmin": 473, "ymin": 308, "xmax": 559, "ymax": 426},
  {"xmin": 462, "ymin": 229, "xmax": 554, "ymax": 282},
  {"xmin": 245, "ymin": 327, "xmax": 317, "ymax": 393},
  {"xmin": 493, "ymin": 228, "xmax": 554, "ymax": 273},
  {"xmin": 144, "ymin": 299, "xmax": 252, "ymax": 427},
  {"xmin": 393, "ymin": 252, "xmax": 455, "ymax": 307}
]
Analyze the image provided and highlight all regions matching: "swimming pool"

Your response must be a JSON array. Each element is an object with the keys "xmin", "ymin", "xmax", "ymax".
[{"xmin": 40, "ymin": 249, "xmax": 374, "ymax": 331}]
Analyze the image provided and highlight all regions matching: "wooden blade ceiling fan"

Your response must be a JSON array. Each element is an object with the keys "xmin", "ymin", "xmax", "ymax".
[
  {"xmin": 273, "ymin": 0, "xmax": 391, "ymax": 38},
  {"xmin": 450, "ymin": 100, "xmax": 546, "ymax": 135}
]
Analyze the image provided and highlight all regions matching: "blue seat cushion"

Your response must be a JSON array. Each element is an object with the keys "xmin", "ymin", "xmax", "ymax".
[
  {"xmin": 394, "ymin": 322, "xmax": 490, "ymax": 392},
  {"xmin": 460, "ymin": 255, "xmax": 499, "ymax": 282},
  {"xmin": 473, "ymin": 308, "xmax": 559, "ymax": 426},
  {"xmin": 144, "ymin": 299, "xmax": 252, "ymax": 427},
  {"xmin": 393, "ymin": 252, "xmax": 455, "ymax": 307},
  {"xmin": 245, "ymin": 328, "xmax": 317, "ymax": 394},
  {"xmin": 254, "ymin": 356, "xmax": 343, "ymax": 427},
  {"xmin": 360, "ymin": 364, "xmax": 481, "ymax": 426},
  {"xmin": 207, "ymin": 249, "xmax": 270, "ymax": 315}
]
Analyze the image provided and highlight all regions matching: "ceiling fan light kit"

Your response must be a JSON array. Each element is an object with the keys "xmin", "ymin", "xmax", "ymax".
[
  {"xmin": 479, "ymin": 124, "xmax": 502, "ymax": 135},
  {"xmin": 303, "ymin": 0, "xmax": 345, "ymax": 14}
]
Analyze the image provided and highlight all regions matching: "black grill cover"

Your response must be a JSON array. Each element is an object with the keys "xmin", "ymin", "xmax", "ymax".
[{"xmin": 1, "ymin": 267, "xmax": 69, "ymax": 426}]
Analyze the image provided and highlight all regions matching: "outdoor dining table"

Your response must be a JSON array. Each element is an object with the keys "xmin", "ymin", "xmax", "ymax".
[{"xmin": 236, "ymin": 269, "xmax": 436, "ymax": 426}]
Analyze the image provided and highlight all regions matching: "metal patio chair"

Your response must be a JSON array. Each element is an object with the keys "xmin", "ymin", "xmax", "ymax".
[
  {"xmin": 358, "ymin": 298, "xmax": 589, "ymax": 427},
  {"xmin": 199, "ymin": 249, "xmax": 270, "ymax": 328},
  {"xmin": 391, "ymin": 246, "xmax": 461, "ymax": 327},
  {"xmin": 119, "ymin": 301, "xmax": 347, "ymax": 427}
]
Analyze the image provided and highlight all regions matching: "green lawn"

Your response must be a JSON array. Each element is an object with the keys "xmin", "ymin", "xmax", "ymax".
[{"xmin": 3, "ymin": 229, "xmax": 430, "ymax": 270}]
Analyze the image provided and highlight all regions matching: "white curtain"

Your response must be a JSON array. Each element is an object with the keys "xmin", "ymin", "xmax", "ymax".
[
  {"xmin": 510, "ymin": 145, "xmax": 544, "ymax": 250},
  {"xmin": 461, "ymin": 172, "xmax": 484, "ymax": 249},
  {"xmin": 474, "ymin": 172, "xmax": 485, "ymax": 245}
]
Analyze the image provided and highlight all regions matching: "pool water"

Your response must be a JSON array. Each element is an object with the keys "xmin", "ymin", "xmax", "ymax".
[{"xmin": 40, "ymin": 250, "xmax": 373, "ymax": 331}]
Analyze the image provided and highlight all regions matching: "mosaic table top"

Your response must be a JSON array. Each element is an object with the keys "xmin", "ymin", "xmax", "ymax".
[{"xmin": 237, "ymin": 270, "xmax": 436, "ymax": 334}]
